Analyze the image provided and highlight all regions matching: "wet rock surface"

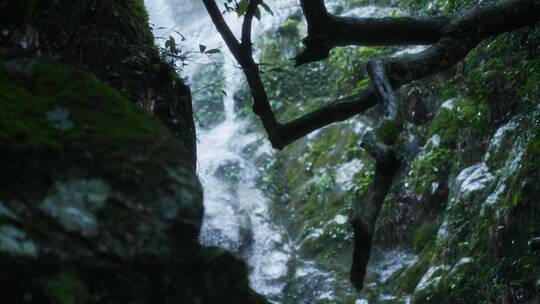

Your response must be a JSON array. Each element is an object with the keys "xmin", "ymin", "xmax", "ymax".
[
  {"xmin": 0, "ymin": 57, "xmax": 266, "ymax": 304},
  {"xmin": 0, "ymin": 1, "xmax": 267, "ymax": 303}
]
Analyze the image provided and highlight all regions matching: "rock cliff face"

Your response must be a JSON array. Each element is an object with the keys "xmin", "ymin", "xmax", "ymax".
[
  {"xmin": 0, "ymin": 1, "xmax": 266, "ymax": 303},
  {"xmin": 224, "ymin": 1, "xmax": 540, "ymax": 302}
]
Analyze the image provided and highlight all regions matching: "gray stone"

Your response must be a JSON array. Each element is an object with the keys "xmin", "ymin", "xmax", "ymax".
[
  {"xmin": 40, "ymin": 179, "xmax": 110, "ymax": 236},
  {"xmin": 0, "ymin": 225, "xmax": 37, "ymax": 257}
]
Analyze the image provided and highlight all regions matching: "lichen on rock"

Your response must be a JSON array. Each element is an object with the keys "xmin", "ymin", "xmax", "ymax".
[
  {"xmin": 40, "ymin": 179, "xmax": 110, "ymax": 236},
  {"xmin": 0, "ymin": 1, "xmax": 267, "ymax": 302}
]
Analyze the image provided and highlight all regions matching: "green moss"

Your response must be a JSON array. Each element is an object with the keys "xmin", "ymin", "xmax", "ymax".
[
  {"xmin": 412, "ymin": 222, "xmax": 438, "ymax": 253},
  {"xmin": 0, "ymin": 58, "xmax": 190, "ymax": 199},
  {"xmin": 404, "ymin": 0, "xmax": 480, "ymax": 13},
  {"xmin": 112, "ymin": 0, "xmax": 154, "ymax": 44},
  {"xmin": 407, "ymin": 98, "xmax": 491, "ymax": 197},
  {"xmin": 2, "ymin": 0, "xmax": 196, "ymax": 137},
  {"xmin": 277, "ymin": 18, "xmax": 300, "ymax": 36},
  {"xmin": 394, "ymin": 259, "xmax": 429, "ymax": 294},
  {"xmin": 31, "ymin": 0, "xmax": 152, "ymax": 44},
  {"xmin": 344, "ymin": 142, "xmax": 363, "ymax": 160},
  {"xmin": 412, "ymin": 261, "xmax": 483, "ymax": 304},
  {"xmin": 410, "ymin": 109, "xmax": 540, "ymax": 303},
  {"xmin": 328, "ymin": 46, "xmax": 387, "ymax": 95},
  {"xmin": 278, "ymin": 125, "xmax": 361, "ymax": 200},
  {"xmin": 428, "ymin": 99, "xmax": 489, "ymax": 149},
  {"xmin": 375, "ymin": 120, "xmax": 403, "ymax": 145},
  {"xmin": 265, "ymin": 124, "xmax": 363, "ymax": 267},
  {"xmin": 409, "ymin": 147, "xmax": 452, "ymax": 196},
  {"xmin": 44, "ymin": 269, "xmax": 89, "ymax": 304}
]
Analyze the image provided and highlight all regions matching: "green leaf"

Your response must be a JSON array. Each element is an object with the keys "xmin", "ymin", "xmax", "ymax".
[
  {"xmin": 237, "ymin": 0, "xmax": 248, "ymax": 16},
  {"xmin": 172, "ymin": 30, "xmax": 186, "ymax": 41},
  {"xmin": 221, "ymin": 90, "xmax": 227, "ymax": 96},
  {"xmin": 260, "ymin": 2, "xmax": 273, "ymax": 16},
  {"xmin": 254, "ymin": 7, "xmax": 261, "ymax": 20},
  {"xmin": 205, "ymin": 48, "xmax": 221, "ymax": 54},
  {"xmin": 166, "ymin": 36, "xmax": 176, "ymax": 53},
  {"xmin": 199, "ymin": 44, "xmax": 207, "ymax": 53},
  {"xmin": 267, "ymin": 67, "xmax": 286, "ymax": 73}
]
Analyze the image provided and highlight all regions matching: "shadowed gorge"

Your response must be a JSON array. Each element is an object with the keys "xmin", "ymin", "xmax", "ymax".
[{"xmin": 1, "ymin": 0, "xmax": 540, "ymax": 303}]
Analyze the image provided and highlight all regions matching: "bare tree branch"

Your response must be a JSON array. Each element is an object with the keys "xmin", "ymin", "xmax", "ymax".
[
  {"xmin": 351, "ymin": 132, "xmax": 400, "ymax": 290},
  {"xmin": 204, "ymin": 0, "xmax": 540, "ymax": 150},
  {"xmin": 296, "ymin": 0, "xmax": 540, "ymax": 65},
  {"xmin": 278, "ymin": 89, "xmax": 378, "ymax": 146},
  {"xmin": 202, "ymin": 0, "xmax": 242, "ymax": 57},
  {"xmin": 241, "ymin": 0, "xmax": 260, "ymax": 52},
  {"xmin": 202, "ymin": 0, "xmax": 284, "ymax": 148},
  {"xmin": 367, "ymin": 59, "xmax": 399, "ymax": 121}
]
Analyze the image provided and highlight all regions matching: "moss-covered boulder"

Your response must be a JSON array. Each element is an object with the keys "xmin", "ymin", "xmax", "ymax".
[
  {"xmin": 0, "ymin": 58, "xmax": 267, "ymax": 303},
  {"xmin": 0, "ymin": 0, "xmax": 268, "ymax": 302},
  {"xmin": 0, "ymin": 0, "xmax": 196, "ymax": 164},
  {"xmin": 0, "ymin": 58, "xmax": 202, "ymax": 252}
]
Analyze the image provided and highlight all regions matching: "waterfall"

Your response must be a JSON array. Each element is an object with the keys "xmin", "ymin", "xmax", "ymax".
[
  {"xmin": 145, "ymin": 0, "xmax": 295, "ymax": 300},
  {"xmin": 196, "ymin": 61, "xmax": 290, "ymax": 298},
  {"xmin": 145, "ymin": 1, "xmax": 421, "ymax": 303}
]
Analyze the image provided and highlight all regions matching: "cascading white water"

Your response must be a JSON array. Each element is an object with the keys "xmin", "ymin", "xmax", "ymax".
[
  {"xmin": 196, "ymin": 61, "xmax": 290, "ymax": 298},
  {"xmin": 145, "ymin": 0, "xmax": 295, "ymax": 300}
]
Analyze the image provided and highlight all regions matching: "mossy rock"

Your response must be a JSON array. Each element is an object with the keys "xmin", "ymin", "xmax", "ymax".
[
  {"xmin": 0, "ymin": 58, "xmax": 267, "ymax": 303},
  {"xmin": 428, "ymin": 98, "xmax": 489, "ymax": 150},
  {"xmin": 0, "ymin": 0, "xmax": 196, "ymax": 161},
  {"xmin": 0, "ymin": 55, "xmax": 201, "ymax": 276},
  {"xmin": 0, "ymin": 58, "xmax": 194, "ymax": 192}
]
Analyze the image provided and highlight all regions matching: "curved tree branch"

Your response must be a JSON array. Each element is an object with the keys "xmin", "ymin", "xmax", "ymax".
[
  {"xmin": 241, "ymin": 0, "xmax": 260, "ymax": 52},
  {"xmin": 204, "ymin": 0, "xmax": 540, "ymax": 150},
  {"xmin": 202, "ymin": 0, "xmax": 242, "ymax": 58},
  {"xmin": 202, "ymin": 0, "xmax": 284, "ymax": 148},
  {"xmin": 278, "ymin": 89, "xmax": 378, "ymax": 146},
  {"xmin": 367, "ymin": 59, "xmax": 399, "ymax": 121},
  {"xmin": 296, "ymin": 0, "xmax": 540, "ymax": 65},
  {"xmin": 351, "ymin": 132, "xmax": 400, "ymax": 290}
]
